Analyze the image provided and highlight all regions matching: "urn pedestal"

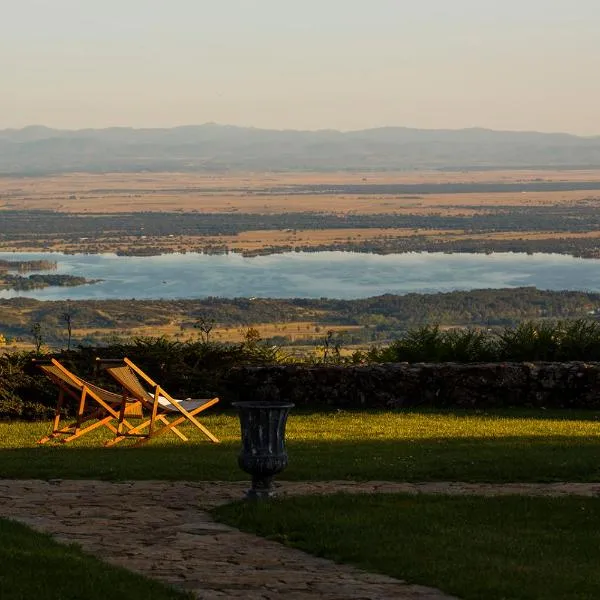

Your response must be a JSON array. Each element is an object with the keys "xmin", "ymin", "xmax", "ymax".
[{"xmin": 232, "ymin": 401, "xmax": 294, "ymax": 500}]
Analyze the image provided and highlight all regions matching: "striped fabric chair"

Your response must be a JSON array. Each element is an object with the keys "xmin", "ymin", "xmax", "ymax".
[
  {"xmin": 96, "ymin": 357, "xmax": 219, "ymax": 446},
  {"xmin": 35, "ymin": 358, "xmax": 142, "ymax": 445}
]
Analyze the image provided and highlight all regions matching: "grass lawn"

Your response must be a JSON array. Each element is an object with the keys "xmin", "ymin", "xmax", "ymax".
[
  {"xmin": 1, "ymin": 409, "xmax": 600, "ymax": 481},
  {"xmin": 214, "ymin": 493, "xmax": 600, "ymax": 600},
  {"xmin": 0, "ymin": 518, "xmax": 190, "ymax": 600}
]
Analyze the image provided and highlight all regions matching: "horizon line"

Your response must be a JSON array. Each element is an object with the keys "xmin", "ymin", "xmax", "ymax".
[{"xmin": 2, "ymin": 123, "xmax": 599, "ymax": 139}]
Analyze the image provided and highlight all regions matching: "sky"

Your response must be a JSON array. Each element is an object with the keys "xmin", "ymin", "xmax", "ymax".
[{"xmin": 2, "ymin": 0, "xmax": 599, "ymax": 134}]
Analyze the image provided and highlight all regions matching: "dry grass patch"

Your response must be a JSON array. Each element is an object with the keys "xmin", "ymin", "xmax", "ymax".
[
  {"xmin": 2, "ymin": 171, "xmax": 600, "ymax": 214},
  {"xmin": 72, "ymin": 321, "xmax": 361, "ymax": 344}
]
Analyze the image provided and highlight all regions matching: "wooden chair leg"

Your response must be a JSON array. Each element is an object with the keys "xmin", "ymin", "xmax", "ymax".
[
  {"xmin": 39, "ymin": 420, "xmax": 82, "ymax": 442},
  {"xmin": 51, "ymin": 389, "xmax": 64, "ymax": 432},
  {"xmin": 108, "ymin": 413, "xmax": 187, "ymax": 447},
  {"xmin": 133, "ymin": 402, "xmax": 219, "ymax": 445},
  {"xmin": 116, "ymin": 392, "xmax": 128, "ymax": 437},
  {"xmin": 38, "ymin": 389, "xmax": 65, "ymax": 444},
  {"xmin": 157, "ymin": 414, "xmax": 188, "ymax": 441},
  {"xmin": 62, "ymin": 415, "xmax": 115, "ymax": 443},
  {"xmin": 166, "ymin": 399, "xmax": 220, "ymax": 442},
  {"xmin": 148, "ymin": 389, "xmax": 161, "ymax": 437},
  {"xmin": 72, "ymin": 388, "xmax": 88, "ymax": 436},
  {"xmin": 131, "ymin": 414, "xmax": 189, "ymax": 447},
  {"xmin": 147, "ymin": 414, "xmax": 218, "ymax": 443}
]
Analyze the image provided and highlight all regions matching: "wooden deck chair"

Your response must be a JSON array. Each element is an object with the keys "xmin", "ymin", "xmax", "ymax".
[
  {"xmin": 35, "ymin": 358, "xmax": 143, "ymax": 445},
  {"xmin": 97, "ymin": 357, "xmax": 220, "ymax": 446}
]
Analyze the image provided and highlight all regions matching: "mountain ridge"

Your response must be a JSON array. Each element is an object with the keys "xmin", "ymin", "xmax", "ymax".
[
  {"xmin": 1, "ymin": 124, "xmax": 599, "ymax": 174},
  {"xmin": 3, "ymin": 123, "xmax": 599, "ymax": 141}
]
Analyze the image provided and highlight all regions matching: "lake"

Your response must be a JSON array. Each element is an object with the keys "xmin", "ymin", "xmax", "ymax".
[{"xmin": 1, "ymin": 251, "xmax": 600, "ymax": 301}]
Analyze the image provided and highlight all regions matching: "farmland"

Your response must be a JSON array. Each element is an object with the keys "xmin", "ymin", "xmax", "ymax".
[{"xmin": 1, "ymin": 170, "xmax": 600, "ymax": 258}]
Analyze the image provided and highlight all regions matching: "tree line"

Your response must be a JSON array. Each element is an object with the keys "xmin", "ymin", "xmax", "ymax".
[
  {"xmin": 1, "ymin": 205, "xmax": 600, "ymax": 238},
  {"xmin": 2, "ymin": 287, "xmax": 600, "ymax": 347}
]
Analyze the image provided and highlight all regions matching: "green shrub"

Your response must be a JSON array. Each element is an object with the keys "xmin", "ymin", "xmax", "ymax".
[
  {"xmin": 557, "ymin": 320, "xmax": 600, "ymax": 361},
  {"xmin": 0, "ymin": 351, "xmax": 56, "ymax": 420},
  {"xmin": 4, "ymin": 320, "xmax": 600, "ymax": 420},
  {"xmin": 370, "ymin": 319, "xmax": 600, "ymax": 364},
  {"xmin": 0, "ymin": 336, "xmax": 287, "ymax": 420},
  {"xmin": 376, "ymin": 325, "xmax": 498, "ymax": 363},
  {"xmin": 496, "ymin": 321, "xmax": 560, "ymax": 361}
]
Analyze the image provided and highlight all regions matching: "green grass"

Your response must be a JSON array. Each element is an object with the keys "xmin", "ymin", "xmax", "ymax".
[
  {"xmin": 214, "ymin": 494, "xmax": 600, "ymax": 600},
  {"xmin": 0, "ymin": 518, "xmax": 190, "ymax": 600},
  {"xmin": 2, "ymin": 409, "xmax": 600, "ymax": 481}
]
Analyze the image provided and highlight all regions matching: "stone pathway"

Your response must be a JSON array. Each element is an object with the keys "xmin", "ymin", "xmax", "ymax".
[{"xmin": 3, "ymin": 480, "xmax": 600, "ymax": 599}]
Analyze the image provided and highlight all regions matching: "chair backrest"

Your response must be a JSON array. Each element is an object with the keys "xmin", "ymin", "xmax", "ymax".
[
  {"xmin": 97, "ymin": 358, "xmax": 155, "ymax": 401},
  {"xmin": 37, "ymin": 361, "xmax": 84, "ymax": 392},
  {"xmin": 36, "ymin": 359, "xmax": 129, "ymax": 405},
  {"xmin": 81, "ymin": 379, "xmax": 128, "ymax": 405}
]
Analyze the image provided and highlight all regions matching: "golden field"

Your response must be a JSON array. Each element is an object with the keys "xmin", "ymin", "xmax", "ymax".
[
  {"xmin": 1, "ymin": 170, "xmax": 600, "ymax": 215},
  {"xmin": 1, "ymin": 170, "xmax": 600, "ymax": 255}
]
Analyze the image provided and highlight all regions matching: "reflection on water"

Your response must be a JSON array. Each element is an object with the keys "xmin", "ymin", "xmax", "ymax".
[{"xmin": 0, "ymin": 251, "xmax": 599, "ymax": 300}]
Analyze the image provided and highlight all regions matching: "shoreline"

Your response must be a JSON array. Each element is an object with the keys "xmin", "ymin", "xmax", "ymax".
[{"xmin": 1, "ymin": 241, "xmax": 600, "ymax": 260}]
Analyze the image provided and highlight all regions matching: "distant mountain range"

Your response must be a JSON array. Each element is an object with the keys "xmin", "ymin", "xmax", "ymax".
[{"xmin": 1, "ymin": 124, "xmax": 600, "ymax": 174}]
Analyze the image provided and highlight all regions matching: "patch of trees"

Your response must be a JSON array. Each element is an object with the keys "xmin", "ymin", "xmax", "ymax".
[
  {"xmin": 2, "ymin": 206, "xmax": 600, "ymax": 242},
  {"xmin": 263, "ymin": 236, "xmax": 600, "ymax": 259},
  {"xmin": 0, "ymin": 274, "xmax": 97, "ymax": 291},
  {"xmin": 2, "ymin": 288, "xmax": 600, "ymax": 347},
  {"xmin": 0, "ymin": 259, "xmax": 57, "ymax": 272}
]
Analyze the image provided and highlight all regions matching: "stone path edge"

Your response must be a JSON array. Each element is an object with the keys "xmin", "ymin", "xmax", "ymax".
[
  {"xmin": 4, "ymin": 479, "xmax": 599, "ymax": 507},
  {"xmin": 2, "ymin": 479, "xmax": 600, "ymax": 600}
]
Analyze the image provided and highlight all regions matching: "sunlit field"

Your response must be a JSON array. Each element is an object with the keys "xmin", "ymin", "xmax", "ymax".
[{"xmin": 2, "ymin": 409, "xmax": 600, "ymax": 482}]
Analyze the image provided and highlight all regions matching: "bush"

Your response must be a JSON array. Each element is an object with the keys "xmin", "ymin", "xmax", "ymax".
[
  {"xmin": 0, "ymin": 351, "xmax": 56, "ymax": 420},
  {"xmin": 370, "ymin": 320, "xmax": 600, "ymax": 364},
  {"xmin": 376, "ymin": 325, "xmax": 497, "ymax": 363},
  {"xmin": 4, "ymin": 320, "xmax": 600, "ymax": 419},
  {"xmin": 0, "ymin": 336, "xmax": 286, "ymax": 420}
]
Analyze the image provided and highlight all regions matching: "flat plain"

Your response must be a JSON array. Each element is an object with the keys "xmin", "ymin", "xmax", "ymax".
[
  {"xmin": 1, "ymin": 169, "xmax": 600, "ymax": 256},
  {"xmin": 2, "ymin": 169, "xmax": 600, "ymax": 213},
  {"xmin": 2, "ymin": 169, "xmax": 600, "ymax": 347}
]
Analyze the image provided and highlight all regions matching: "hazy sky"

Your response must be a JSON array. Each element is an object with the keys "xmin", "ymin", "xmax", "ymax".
[{"xmin": 2, "ymin": 0, "xmax": 599, "ymax": 134}]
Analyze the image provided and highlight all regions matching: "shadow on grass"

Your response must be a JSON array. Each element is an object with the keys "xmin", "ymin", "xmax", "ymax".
[
  {"xmin": 213, "ymin": 494, "xmax": 600, "ymax": 600},
  {"xmin": 2, "ymin": 435, "xmax": 600, "ymax": 482}
]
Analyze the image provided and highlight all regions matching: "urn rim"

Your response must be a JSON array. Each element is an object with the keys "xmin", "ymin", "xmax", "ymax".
[{"xmin": 232, "ymin": 401, "xmax": 295, "ymax": 409}]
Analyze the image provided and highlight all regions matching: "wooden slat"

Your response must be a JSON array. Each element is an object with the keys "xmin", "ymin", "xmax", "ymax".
[{"xmin": 99, "ymin": 356, "xmax": 220, "ymax": 444}]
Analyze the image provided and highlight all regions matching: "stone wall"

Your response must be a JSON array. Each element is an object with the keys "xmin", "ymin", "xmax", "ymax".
[{"xmin": 224, "ymin": 362, "xmax": 600, "ymax": 409}]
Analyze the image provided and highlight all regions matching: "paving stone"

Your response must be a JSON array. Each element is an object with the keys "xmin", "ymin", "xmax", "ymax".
[{"xmin": 7, "ymin": 478, "xmax": 597, "ymax": 599}]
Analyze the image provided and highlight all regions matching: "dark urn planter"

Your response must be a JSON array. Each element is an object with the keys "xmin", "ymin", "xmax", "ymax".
[{"xmin": 232, "ymin": 401, "xmax": 294, "ymax": 499}]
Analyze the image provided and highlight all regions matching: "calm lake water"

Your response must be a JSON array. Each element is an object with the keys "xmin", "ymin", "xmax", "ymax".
[{"xmin": 1, "ymin": 251, "xmax": 600, "ymax": 300}]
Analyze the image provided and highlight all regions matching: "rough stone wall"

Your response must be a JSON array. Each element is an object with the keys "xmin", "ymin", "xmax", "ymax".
[{"xmin": 224, "ymin": 362, "xmax": 600, "ymax": 409}]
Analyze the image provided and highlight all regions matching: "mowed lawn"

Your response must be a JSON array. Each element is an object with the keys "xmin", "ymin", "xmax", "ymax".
[
  {"xmin": 3, "ymin": 410, "xmax": 600, "ymax": 600},
  {"xmin": 214, "ymin": 493, "xmax": 600, "ymax": 600},
  {"xmin": 2, "ymin": 409, "xmax": 600, "ymax": 482}
]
